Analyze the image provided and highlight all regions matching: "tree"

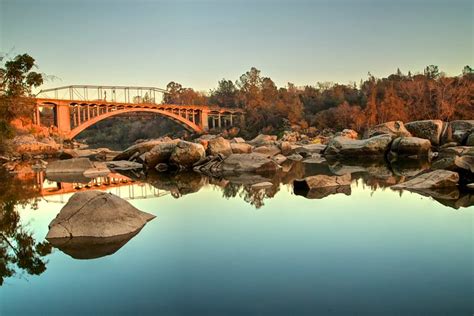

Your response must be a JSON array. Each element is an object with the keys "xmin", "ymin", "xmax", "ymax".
[
  {"xmin": 0, "ymin": 54, "xmax": 44, "ymax": 153},
  {"xmin": 424, "ymin": 65, "xmax": 440, "ymax": 80},
  {"xmin": 209, "ymin": 79, "xmax": 238, "ymax": 108}
]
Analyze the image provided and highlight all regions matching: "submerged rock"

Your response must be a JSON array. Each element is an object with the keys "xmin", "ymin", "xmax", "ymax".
[
  {"xmin": 293, "ymin": 174, "xmax": 351, "ymax": 199},
  {"xmin": 391, "ymin": 170, "xmax": 459, "ymax": 190},
  {"xmin": 325, "ymin": 134, "xmax": 392, "ymax": 157},
  {"xmin": 294, "ymin": 174, "xmax": 351, "ymax": 191},
  {"xmin": 46, "ymin": 191, "xmax": 155, "ymax": 239}
]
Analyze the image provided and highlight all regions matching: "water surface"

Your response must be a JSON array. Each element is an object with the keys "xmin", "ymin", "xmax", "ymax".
[{"xmin": 0, "ymin": 165, "xmax": 473, "ymax": 315}]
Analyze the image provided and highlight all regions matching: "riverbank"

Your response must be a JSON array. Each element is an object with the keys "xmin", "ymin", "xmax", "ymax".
[{"xmin": 12, "ymin": 119, "xmax": 468, "ymax": 209}]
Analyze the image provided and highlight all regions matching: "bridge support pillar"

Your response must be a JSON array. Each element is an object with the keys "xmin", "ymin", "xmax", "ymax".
[
  {"xmin": 56, "ymin": 103, "xmax": 71, "ymax": 134},
  {"xmin": 201, "ymin": 109, "xmax": 209, "ymax": 131}
]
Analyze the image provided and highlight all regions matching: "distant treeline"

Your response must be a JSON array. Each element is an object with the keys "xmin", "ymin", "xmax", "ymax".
[{"xmin": 163, "ymin": 65, "xmax": 473, "ymax": 137}]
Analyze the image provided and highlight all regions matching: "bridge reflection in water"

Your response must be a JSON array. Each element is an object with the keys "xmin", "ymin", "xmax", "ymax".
[{"xmin": 36, "ymin": 172, "xmax": 170, "ymax": 204}]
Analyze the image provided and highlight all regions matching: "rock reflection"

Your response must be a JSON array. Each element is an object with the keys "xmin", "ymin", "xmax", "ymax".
[{"xmin": 47, "ymin": 230, "xmax": 142, "ymax": 260}]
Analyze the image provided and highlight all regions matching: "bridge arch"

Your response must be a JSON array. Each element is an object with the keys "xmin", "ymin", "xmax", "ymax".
[{"xmin": 68, "ymin": 107, "xmax": 203, "ymax": 139}]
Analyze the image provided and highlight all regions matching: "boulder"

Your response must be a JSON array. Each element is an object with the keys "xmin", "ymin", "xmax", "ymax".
[
  {"xmin": 144, "ymin": 140, "xmax": 179, "ymax": 167},
  {"xmin": 272, "ymin": 154, "xmax": 288, "ymax": 164},
  {"xmin": 449, "ymin": 120, "xmax": 474, "ymax": 144},
  {"xmin": 231, "ymin": 142, "xmax": 252, "ymax": 154},
  {"xmin": 279, "ymin": 141, "xmax": 293, "ymax": 156},
  {"xmin": 169, "ymin": 141, "xmax": 206, "ymax": 168},
  {"xmin": 219, "ymin": 153, "xmax": 281, "ymax": 174},
  {"xmin": 194, "ymin": 153, "xmax": 280, "ymax": 176},
  {"xmin": 207, "ymin": 136, "xmax": 232, "ymax": 156},
  {"xmin": 294, "ymin": 144, "xmax": 327, "ymax": 156},
  {"xmin": 294, "ymin": 174, "xmax": 351, "ymax": 191},
  {"xmin": 231, "ymin": 137, "xmax": 246, "ymax": 143},
  {"xmin": 113, "ymin": 137, "xmax": 173, "ymax": 161},
  {"xmin": 405, "ymin": 120, "xmax": 444, "ymax": 145},
  {"xmin": 454, "ymin": 156, "xmax": 474, "ymax": 173},
  {"xmin": 389, "ymin": 137, "xmax": 431, "ymax": 158},
  {"xmin": 466, "ymin": 132, "xmax": 474, "ymax": 146},
  {"xmin": 46, "ymin": 191, "xmax": 155, "ymax": 239},
  {"xmin": 337, "ymin": 129, "xmax": 358, "ymax": 139},
  {"xmin": 287, "ymin": 153, "xmax": 304, "ymax": 161},
  {"xmin": 366, "ymin": 121, "xmax": 412, "ymax": 139},
  {"xmin": 253, "ymin": 145, "xmax": 281, "ymax": 157},
  {"xmin": 325, "ymin": 134, "xmax": 392, "ymax": 157},
  {"xmin": 248, "ymin": 134, "xmax": 277, "ymax": 147},
  {"xmin": 391, "ymin": 170, "xmax": 459, "ymax": 190}
]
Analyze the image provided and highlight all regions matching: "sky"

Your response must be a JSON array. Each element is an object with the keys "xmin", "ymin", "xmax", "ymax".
[{"xmin": 1, "ymin": 0, "xmax": 472, "ymax": 92}]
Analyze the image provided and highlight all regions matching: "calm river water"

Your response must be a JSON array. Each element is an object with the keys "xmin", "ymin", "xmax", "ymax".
[{"xmin": 0, "ymin": 161, "xmax": 473, "ymax": 315}]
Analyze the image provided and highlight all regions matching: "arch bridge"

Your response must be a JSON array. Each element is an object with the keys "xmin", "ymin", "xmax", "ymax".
[{"xmin": 34, "ymin": 85, "xmax": 244, "ymax": 139}]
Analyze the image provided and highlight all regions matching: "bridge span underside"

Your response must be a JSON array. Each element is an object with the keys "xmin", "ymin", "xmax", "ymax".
[{"xmin": 34, "ymin": 99, "xmax": 244, "ymax": 139}]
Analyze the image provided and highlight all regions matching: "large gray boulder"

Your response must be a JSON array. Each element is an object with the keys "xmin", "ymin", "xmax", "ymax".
[
  {"xmin": 113, "ymin": 137, "xmax": 173, "ymax": 161},
  {"xmin": 450, "ymin": 120, "xmax": 474, "ymax": 144},
  {"xmin": 144, "ymin": 140, "xmax": 179, "ymax": 167},
  {"xmin": 391, "ymin": 170, "xmax": 459, "ymax": 190},
  {"xmin": 46, "ymin": 191, "xmax": 155, "ymax": 239},
  {"xmin": 220, "ymin": 153, "xmax": 281, "ymax": 174},
  {"xmin": 325, "ymin": 134, "xmax": 392, "ymax": 157},
  {"xmin": 169, "ymin": 141, "xmax": 206, "ymax": 168},
  {"xmin": 366, "ymin": 121, "xmax": 412, "ymax": 139},
  {"xmin": 389, "ymin": 137, "xmax": 431, "ymax": 158},
  {"xmin": 405, "ymin": 120, "xmax": 444, "ymax": 146},
  {"xmin": 206, "ymin": 136, "xmax": 232, "ymax": 156}
]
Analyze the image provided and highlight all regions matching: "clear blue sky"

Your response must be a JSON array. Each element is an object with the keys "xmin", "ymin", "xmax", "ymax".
[{"xmin": 1, "ymin": 0, "xmax": 472, "ymax": 92}]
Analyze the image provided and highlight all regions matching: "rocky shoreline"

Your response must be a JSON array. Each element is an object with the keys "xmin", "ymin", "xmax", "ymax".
[{"xmin": 3, "ymin": 119, "xmax": 473, "ymax": 204}]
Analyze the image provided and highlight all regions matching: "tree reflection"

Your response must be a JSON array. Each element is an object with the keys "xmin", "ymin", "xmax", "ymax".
[{"xmin": 0, "ymin": 169, "xmax": 51, "ymax": 285}]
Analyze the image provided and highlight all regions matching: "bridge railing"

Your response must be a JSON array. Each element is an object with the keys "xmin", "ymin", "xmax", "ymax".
[{"xmin": 36, "ymin": 85, "xmax": 167, "ymax": 104}]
